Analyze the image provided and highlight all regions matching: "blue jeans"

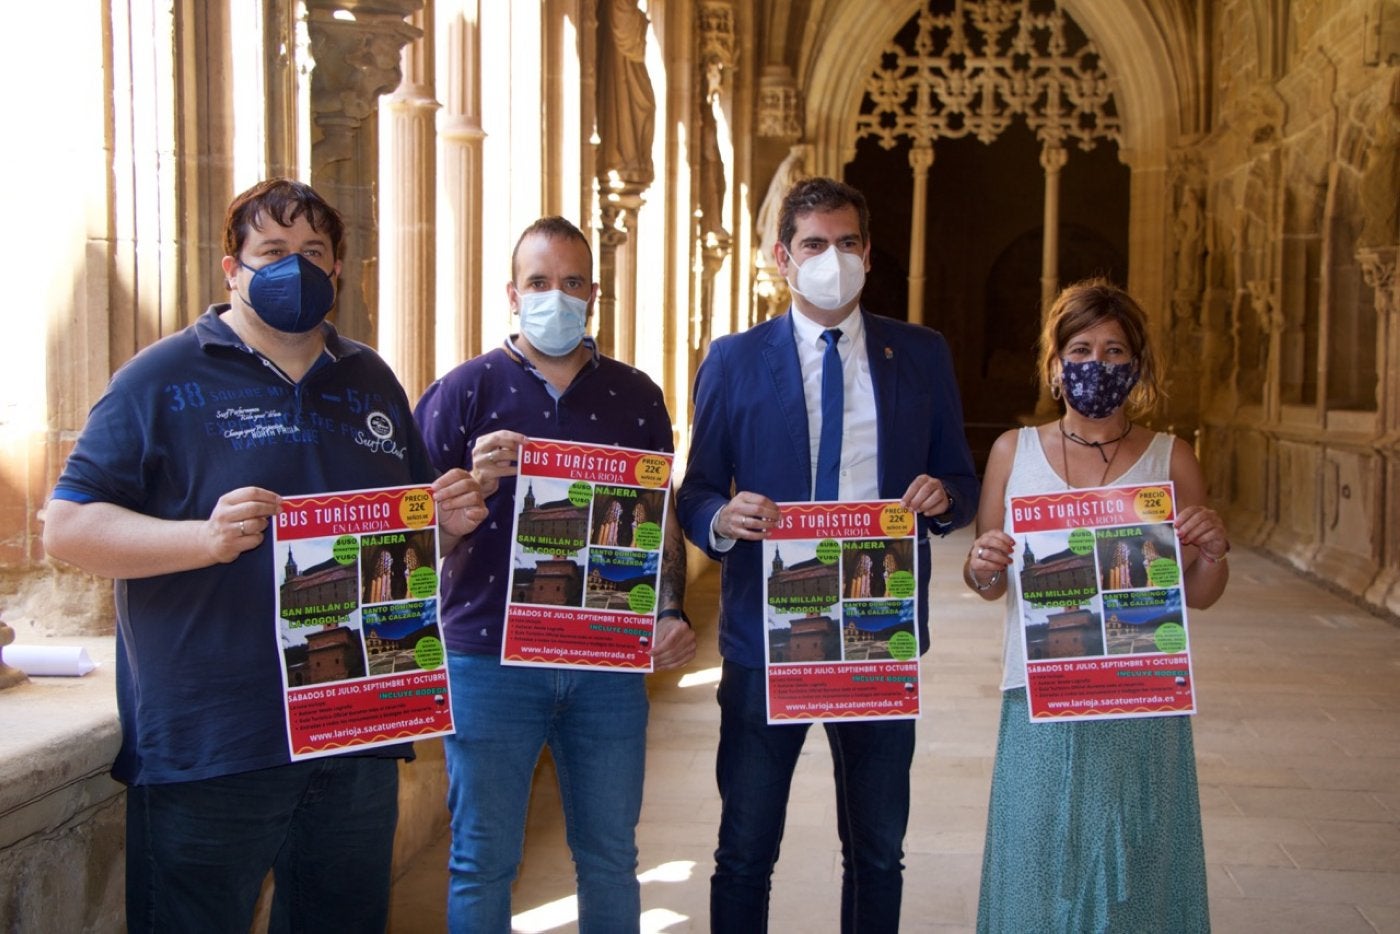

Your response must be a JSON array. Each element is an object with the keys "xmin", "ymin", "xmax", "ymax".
[
  {"xmin": 124, "ymin": 756, "xmax": 399, "ymax": 934},
  {"xmin": 444, "ymin": 651, "xmax": 649, "ymax": 933},
  {"xmin": 711, "ymin": 660, "xmax": 914, "ymax": 934}
]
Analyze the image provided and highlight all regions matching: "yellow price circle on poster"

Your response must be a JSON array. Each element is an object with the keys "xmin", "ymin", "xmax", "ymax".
[
  {"xmin": 400, "ymin": 489, "xmax": 435, "ymax": 528},
  {"xmin": 1133, "ymin": 486, "xmax": 1171, "ymax": 523},
  {"xmin": 878, "ymin": 503, "xmax": 915, "ymax": 538},
  {"xmin": 634, "ymin": 455, "xmax": 671, "ymax": 488}
]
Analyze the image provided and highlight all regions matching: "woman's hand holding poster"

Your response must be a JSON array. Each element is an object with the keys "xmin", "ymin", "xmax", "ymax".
[{"xmin": 1009, "ymin": 482, "xmax": 1196, "ymax": 722}]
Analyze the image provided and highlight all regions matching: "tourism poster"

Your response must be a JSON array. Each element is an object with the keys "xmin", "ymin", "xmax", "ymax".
[
  {"xmin": 762, "ymin": 500, "xmax": 921, "ymax": 724},
  {"xmin": 273, "ymin": 485, "xmax": 453, "ymax": 760},
  {"xmin": 1008, "ymin": 482, "xmax": 1196, "ymax": 722},
  {"xmin": 501, "ymin": 438, "xmax": 675, "ymax": 671}
]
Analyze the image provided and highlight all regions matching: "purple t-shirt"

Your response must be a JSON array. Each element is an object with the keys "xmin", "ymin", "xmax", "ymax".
[{"xmin": 414, "ymin": 340, "xmax": 673, "ymax": 654}]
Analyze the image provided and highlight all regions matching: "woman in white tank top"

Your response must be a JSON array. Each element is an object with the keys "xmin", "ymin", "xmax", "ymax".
[{"xmin": 963, "ymin": 280, "xmax": 1231, "ymax": 933}]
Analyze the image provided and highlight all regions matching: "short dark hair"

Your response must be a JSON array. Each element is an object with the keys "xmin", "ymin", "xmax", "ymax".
[
  {"xmin": 1040, "ymin": 278, "xmax": 1162, "ymax": 416},
  {"xmin": 222, "ymin": 178, "xmax": 345, "ymax": 262},
  {"xmin": 777, "ymin": 177, "xmax": 871, "ymax": 252},
  {"xmin": 511, "ymin": 216, "xmax": 593, "ymax": 280}
]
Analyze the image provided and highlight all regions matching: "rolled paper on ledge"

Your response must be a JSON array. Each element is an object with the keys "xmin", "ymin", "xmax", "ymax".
[{"xmin": 2, "ymin": 644, "xmax": 99, "ymax": 677}]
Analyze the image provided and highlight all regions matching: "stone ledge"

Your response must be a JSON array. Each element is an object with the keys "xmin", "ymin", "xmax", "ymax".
[{"xmin": 0, "ymin": 636, "xmax": 123, "ymax": 849}]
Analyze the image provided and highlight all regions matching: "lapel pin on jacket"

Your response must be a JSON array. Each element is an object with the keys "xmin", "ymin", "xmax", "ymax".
[{"xmin": 884, "ymin": 346, "xmax": 894, "ymax": 359}]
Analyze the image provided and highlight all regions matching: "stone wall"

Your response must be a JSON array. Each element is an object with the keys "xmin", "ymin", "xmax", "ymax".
[{"xmin": 1192, "ymin": 0, "xmax": 1400, "ymax": 617}]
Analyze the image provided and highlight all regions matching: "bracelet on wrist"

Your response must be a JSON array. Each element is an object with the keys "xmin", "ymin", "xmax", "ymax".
[
  {"xmin": 969, "ymin": 568, "xmax": 1001, "ymax": 592},
  {"xmin": 1200, "ymin": 542, "xmax": 1231, "ymax": 564},
  {"xmin": 658, "ymin": 608, "xmax": 692, "ymax": 628}
]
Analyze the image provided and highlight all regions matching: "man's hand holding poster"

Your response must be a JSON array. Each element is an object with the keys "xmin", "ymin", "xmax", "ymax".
[
  {"xmin": 762, "ymin": 501, "xmax": 920, "ymax": 724},
  {"xmin": 274, "ymin": 485, "xmax": 453, "ymax": 760},
  {"xmin": 502, "ymin": 438, "xmax": 674, "ymax": 671},
  {"xmin": 1009, "ymin": 482, "xmax": 1196, "ymax": 722}
]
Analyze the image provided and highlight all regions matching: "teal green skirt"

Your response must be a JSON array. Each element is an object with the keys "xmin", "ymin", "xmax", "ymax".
[{"xmin": 977, "ymin": 688, "xmax": 1210, "ymax": 933}]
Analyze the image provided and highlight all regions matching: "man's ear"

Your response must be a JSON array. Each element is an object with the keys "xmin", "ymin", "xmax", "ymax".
[
  {"xmin": 220, "ymin": 255, "xmax": 238, "ymax": 290},
  {"xmin": 774, "ymin": 242, "xmax": 792, "ymax": 276},
  {"xmin": 506, "ymin": 280, "xmax": 521, "ymax": 314}
]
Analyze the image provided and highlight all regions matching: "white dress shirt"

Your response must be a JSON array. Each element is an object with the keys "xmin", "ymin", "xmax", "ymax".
[{"xmin": 790, "ymin": 307, "xmax": 880, "ymax": 501}]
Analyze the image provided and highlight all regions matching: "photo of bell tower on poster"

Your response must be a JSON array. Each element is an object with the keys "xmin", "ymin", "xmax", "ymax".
[{"xmin": 1008, "ymin": 482, "xmax": 1196, "ymax": 722}]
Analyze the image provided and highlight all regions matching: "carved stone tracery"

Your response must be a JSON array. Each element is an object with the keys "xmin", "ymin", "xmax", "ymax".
[
  {"xmin": 758, "ymin": 65, "xmax": 803, "ymax": 140},
  {"xmin": 854, "ymin": 0, "xmax": 1121, "ymax": 153}
]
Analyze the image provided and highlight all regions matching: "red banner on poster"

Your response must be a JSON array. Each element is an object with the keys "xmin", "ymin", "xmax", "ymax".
[
  {"xmin": 501, "ymin": 438, "xmax": 675, "ymax": 671},
  {"xmin": 762, "ymin": 501, "xmax": 921, "ymax": 724},
  {"xmin": 273, "ymin": 485, "xmax": 454, "ymax": 759},
  {"xmin": 1009, "ymin": 482, "xmax": 1196, "ymax": 722}
]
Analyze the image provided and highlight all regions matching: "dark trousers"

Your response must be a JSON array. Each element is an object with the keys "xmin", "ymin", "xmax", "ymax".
[
  {"xmin": 710, "ymin": 660, "xmax": 915, "ymax": 933},
  {"xmin": 125, "ymin": 756, "xmax": 399, "ymax": 934}
]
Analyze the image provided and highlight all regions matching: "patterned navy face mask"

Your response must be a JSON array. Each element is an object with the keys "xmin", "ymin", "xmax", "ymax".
[{"xmin": 1059, "ymin": 359, "xmax": 1139, "ymax": 419}]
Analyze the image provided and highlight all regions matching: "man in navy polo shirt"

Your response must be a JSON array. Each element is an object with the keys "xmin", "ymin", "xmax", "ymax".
[
  {"xmin": 414, "ymin": 216, "xmax": 695, "ymax": 933},
  {"xmin": 43, "ymin": 178, "xmax": 488, "ymax": 933}
]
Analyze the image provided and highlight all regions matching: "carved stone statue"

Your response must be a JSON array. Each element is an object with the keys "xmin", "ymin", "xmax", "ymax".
[
  {"xmin": 699, "ymin": 101, "xmax": 728, "ymax": 240},
  {"xmin": 752, "ymin": 144, "xmax": 811, "ymax": 319},
  {"xmin": 1174, "ymin": 185, "xmax": 1205, "ymax": 293},
  {"xmin": 1358, "ymin": 78, "xmax": 1400, "ymax": 249},
  {"xmin": 755, "ymin": 144, "xmax": 811, "ymax": 269},
  {"xmin": 596, "ymin": 0, "xmax": 656, "ymax": 190}
]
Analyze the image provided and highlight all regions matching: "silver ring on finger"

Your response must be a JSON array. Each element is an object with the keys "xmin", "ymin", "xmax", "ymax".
[
  {"xmin": 239, "ymin": 520, "xmax": 246, "ymax": 535},
  {"xmin": 977, "ymin": 546, "xmax": 984, "ymax": 559}
]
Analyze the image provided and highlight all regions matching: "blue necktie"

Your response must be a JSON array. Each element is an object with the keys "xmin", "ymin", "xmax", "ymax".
[{"xmin": 815, "ymin": 328, "xmax": 843, "ymax": 500}]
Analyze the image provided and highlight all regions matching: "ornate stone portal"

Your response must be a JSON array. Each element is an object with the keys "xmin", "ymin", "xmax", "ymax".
[{"xmin": 853, "ymin": 0, "xmax": 1121, "ymax": 325}]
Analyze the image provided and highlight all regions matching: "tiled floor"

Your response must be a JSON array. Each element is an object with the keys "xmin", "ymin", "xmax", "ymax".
[{"xmin": 388, "ymin": 529, "xmax": 1400, "ymax": 933}]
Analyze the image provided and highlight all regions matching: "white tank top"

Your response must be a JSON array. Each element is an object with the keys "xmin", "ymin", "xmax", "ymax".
[{"xmin": 999, "ymin": 426, "xmax": 1176, "ymax": 690}]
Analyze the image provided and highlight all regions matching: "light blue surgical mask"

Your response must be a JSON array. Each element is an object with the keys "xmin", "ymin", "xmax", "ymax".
[
  {"xmin": 239, "ymin": 254, "xmax": 336, "ymax": 333},
  {"xmin": 518, "ymin": 289, "xmax": 589, "ymax": 357}
]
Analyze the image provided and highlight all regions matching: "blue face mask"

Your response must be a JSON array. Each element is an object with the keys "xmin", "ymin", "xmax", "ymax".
[
  {"xmin": 518, "ymin": 289, "xmax": 589, "ymax": 357},
  {"xmin": 1059, "ymin": 359, "xmax": 1139, "ymax": 419},
  {"xmin": 239, "ymin": 253, "xmax": 336, "ymax": 333}
]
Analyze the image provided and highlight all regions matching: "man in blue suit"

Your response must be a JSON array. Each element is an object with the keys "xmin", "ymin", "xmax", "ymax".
[{"xmin": 677, "ymin": 177, "xmax": 979, "ymax": 933}]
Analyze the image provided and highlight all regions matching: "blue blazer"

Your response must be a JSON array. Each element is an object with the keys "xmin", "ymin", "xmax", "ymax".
[{"xmin": 677, "ymin": 309, "xmax": 980, "ymax": 667}]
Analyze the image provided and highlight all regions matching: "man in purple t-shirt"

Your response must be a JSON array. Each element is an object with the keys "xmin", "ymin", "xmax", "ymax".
[{"xmin": 414, "ymin": 216, "xmax": 695, "ymax": 933}]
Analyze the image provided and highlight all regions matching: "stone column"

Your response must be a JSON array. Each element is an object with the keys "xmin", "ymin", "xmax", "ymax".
[
  {"xmin": 696, "ymin": 0, "xmax": 735, "ymax": 362},
  {"xmin": 381, "ymin": 7, "xmax": 438, "ymax": 401},
  {"xmin": 906, "ymin": 141, "xmax": 934, "ymax": 326},
  {"xmin": 1035, "ymin": 143, "xmax": 1068, "ymax": 417},
  {"xmin": 263, "ymin": 0, "xmax": 301, "ymax": 178},
  {"xmin": 598, "ymin": 194, "xmax": 644, "ymax": 363},
  {"xmin": 1359, "ymin": 247, "xmax": 1400, "ymax": 613},
  {"xmin": 438, "ymin": 1, "xmax": 484, "ymax": 364},
  {"xmin": 304, "ymin": 0, "xmax": 422, "ymax": 346}
]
